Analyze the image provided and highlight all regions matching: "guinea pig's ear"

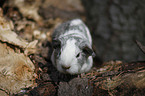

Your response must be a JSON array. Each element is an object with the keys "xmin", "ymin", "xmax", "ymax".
[
  {"xmin": 52, "ymin": 39, "xmax": 61, "ymax": 49},
  {"xmin": 82, "ymin": 46, "xmax": 96, "ymax": 57}
]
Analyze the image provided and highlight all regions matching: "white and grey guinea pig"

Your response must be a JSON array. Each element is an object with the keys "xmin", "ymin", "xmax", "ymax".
[{"xmin": 51, "ymin": 19, "xmax": 95, "ymax": 74}]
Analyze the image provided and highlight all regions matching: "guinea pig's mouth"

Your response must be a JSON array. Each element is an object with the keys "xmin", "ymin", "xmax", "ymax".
[
  {"xmin": 60, "ymin": 69, "xmax": 73, "ymax": 74},
  {"xmin": 58, "ymin": 65, "xmax": 80, "ymax": 74},
  {"xmin": 62, "ymin": 69, "xmax": 70, "ymax": 74}
]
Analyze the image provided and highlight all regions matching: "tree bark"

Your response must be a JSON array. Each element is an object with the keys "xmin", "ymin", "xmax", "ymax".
[
  {"xmin": 82, "ymin": 0, "xmax": 145, "ymax": 62},
  {"xmin": 82, "ymin": 61, "xmax": 145, "ymax": 96}
]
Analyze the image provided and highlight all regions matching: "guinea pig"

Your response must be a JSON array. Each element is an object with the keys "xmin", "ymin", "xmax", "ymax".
[{"xmin": 51, "ymin": 19, "xmax": 95, "ymax": 74}]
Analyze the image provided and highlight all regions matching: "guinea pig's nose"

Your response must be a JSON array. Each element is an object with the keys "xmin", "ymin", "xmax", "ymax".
[{"xmin": 62, "ymin": 65, "xmax": 71, "ymax": 69}]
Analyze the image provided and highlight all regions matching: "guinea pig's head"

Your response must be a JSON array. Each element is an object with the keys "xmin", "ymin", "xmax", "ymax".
[{"xmin": 52, "ymin": 38, "xmax": 94, "ymax": 74}]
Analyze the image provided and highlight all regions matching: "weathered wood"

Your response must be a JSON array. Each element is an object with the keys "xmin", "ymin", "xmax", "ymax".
[{"xmin": 82, "ymin": 61, "xmax": 145, "ymax": 95}]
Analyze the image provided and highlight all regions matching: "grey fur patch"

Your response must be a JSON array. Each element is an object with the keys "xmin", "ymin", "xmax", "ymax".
[{"xmin": 52, "ymin": 19, "xmax": 91, "ymax": 42}]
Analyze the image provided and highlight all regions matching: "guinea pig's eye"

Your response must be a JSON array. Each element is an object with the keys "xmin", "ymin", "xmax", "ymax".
[
  {"xmin": 53, "ymin": 43, "xmax": 61, "ymax": 49},
  {"xmin": 76, "ymin": 53, "xmax": 80, "ymax": 58},
  {"xmin": 52, "ymin": 39, "xmax": 61, "ymax": 49}
]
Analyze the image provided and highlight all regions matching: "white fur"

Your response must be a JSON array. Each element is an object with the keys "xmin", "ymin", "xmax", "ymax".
[
  {"xmin": 80, "ymin": 56, "xmax": 93, "ymax": 73},
  {"xmin": 70, "ymin": 19, "xmax": 83, "ymax": 26},
  {"xmin": 57, "ymin": 39, "xmax": 80, "ymax": 74},
  {"xmin": 60, "ymin": 39, "xmax": 77, "ymax": 66}
]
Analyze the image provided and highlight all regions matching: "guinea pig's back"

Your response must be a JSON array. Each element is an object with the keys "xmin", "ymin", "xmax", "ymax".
[
  {"xmin": 52, "ymin": 19, "xmax": 92, "ymax": 45},
  {"xmin": 69, "ymin": 19, "xmax": 92, "ymax": 45},
  {"xmin": 52, "ymin": 21, "xmax": 70, "ymax": 39}
]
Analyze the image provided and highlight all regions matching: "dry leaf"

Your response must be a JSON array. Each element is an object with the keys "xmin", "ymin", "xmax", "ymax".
[
  {"xmin": 7, "ymin": 0, "xmax": 43, "ymax": 25},
  {"xmin": 0, "ymin": 9, "xmax": 38, "ymax": 55},
  {"xmin": 0, "ymin": 9, "xmax": 37, "ymax": 95},
  {"xmin": 0, "ymin": 43, "xmax": 36, "ymax": 94}
]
